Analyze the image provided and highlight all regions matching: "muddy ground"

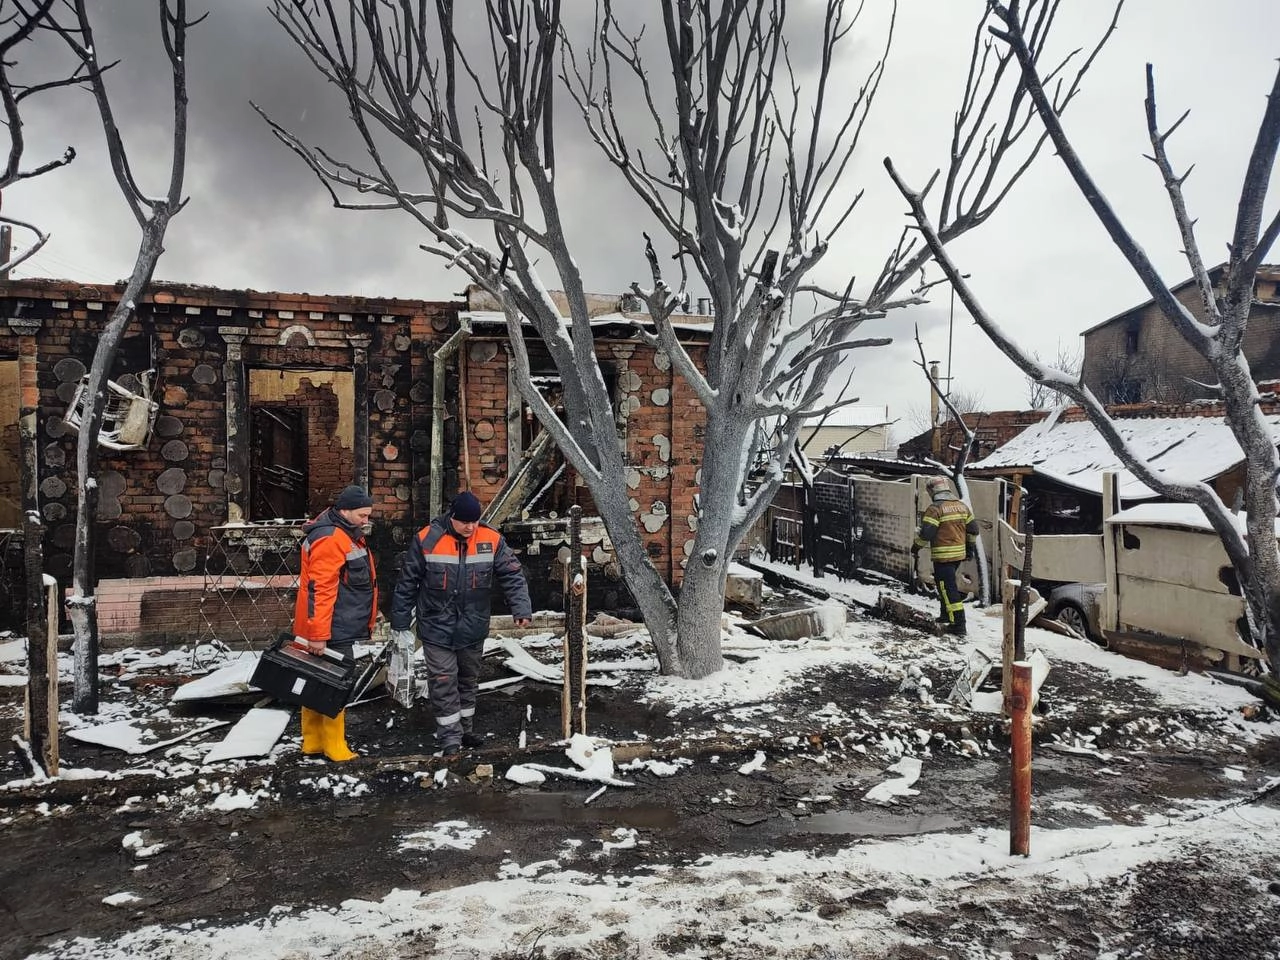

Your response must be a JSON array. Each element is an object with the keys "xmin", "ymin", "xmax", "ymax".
[{"xmin": 2, "ymin": 592, "xmax": 1280, "ymax": 959}]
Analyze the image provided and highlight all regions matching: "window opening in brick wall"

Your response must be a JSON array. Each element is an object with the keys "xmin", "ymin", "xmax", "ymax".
[
  {"xmin": 251, "ymin": 406, "xmax": 308, "ymax": 520},
  {"xmin": 0, "ymin": 360, "xmax": 19, "ymax": 528},
  {"xmin": 519, "ymin": 358, "xmax": 617, "ymax": 448},
  {"xmin": 1124, "ymin": 321, "xmax": 1140, "ymax": 355},
  {"xmin": 1109, "ymin": 378, "xmax": 1142, "ymax": 404},
  {"xmin": 248, "ymin": 368, "xmax": 355, "ymax": 521}
]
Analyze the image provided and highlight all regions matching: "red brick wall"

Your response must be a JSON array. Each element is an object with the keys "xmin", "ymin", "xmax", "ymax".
[{"xmin": 0, "ymin": 279, "xmax": 710, "ymax": 637}]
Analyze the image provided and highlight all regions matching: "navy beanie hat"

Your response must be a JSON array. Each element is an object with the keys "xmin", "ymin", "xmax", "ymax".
[
  {"xmin": 334, "ymin": 485, "xmax": 374, "ymax": 510},
  {"xmin": 451, "ymin": 491, "xmax": 483, "ymax": 522}
]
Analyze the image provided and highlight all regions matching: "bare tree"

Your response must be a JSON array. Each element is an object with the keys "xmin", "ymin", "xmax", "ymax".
[
  {"xmin": 0, "ymin": 0, "xmax": 94, "ymax": 771},
  {"xmin": 50, "ymin": 1, "xmax": 199, "ymax": 713},
  {"xmin": 0, "ymin": 0, "xmax": 81, "ymax": 271},
  {"xmin": 262, "ymin": 0, "xmax": 1115, "ymax": 678},
  {"xmin": 1025, "ymin": 340, "xmax": 1081, "ymax": 408},
  {"xmin": 887, "ymin": 1, "xmax": 1280, "ymax": 672},
  {"xmin": 906, "ymin": 388, "xmax": 986, "ymax": 436}
]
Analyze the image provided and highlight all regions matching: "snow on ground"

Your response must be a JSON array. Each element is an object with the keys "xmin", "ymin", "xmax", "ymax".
[
  {"xmin": 28, "ymin": 798, "xmax": 1280, "ymax": 960},
  {"xmin": 9, "ymin": 567, "xmax": 1280, "ymax": 958}
]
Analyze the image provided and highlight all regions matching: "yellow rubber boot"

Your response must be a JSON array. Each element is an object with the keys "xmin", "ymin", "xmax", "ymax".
[
  {"xmin": 320, "ymin": 709, "xmax": 358, "ymax": 762},
  {"xmin": 300, "ymin": 707, "xmax": 324, "ymax": 756}
]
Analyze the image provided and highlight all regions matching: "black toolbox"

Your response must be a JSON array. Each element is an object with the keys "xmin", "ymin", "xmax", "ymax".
[{"xmin": 250, "ymin": 635, "xmax": 357, "ymax": 718}]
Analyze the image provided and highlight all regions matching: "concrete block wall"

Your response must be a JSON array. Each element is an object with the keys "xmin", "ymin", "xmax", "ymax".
[{"xmin": 851, "ymin": 476, "xmax": 917, "ymax": 580}]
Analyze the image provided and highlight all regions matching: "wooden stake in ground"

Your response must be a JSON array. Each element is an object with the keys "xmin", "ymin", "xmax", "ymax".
[
  {"xmin": 19, "ymin": 361, "xmax": 57, "ymax": 775},
  {"xmin": 561, "ymin": 505, "xmax": 588, "ymax": 738}
]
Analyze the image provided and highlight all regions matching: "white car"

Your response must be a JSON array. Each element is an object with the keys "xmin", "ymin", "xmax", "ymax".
[{"xmin": 1044, "ymin": 582, "xmax": 1105, "ymax": 642}]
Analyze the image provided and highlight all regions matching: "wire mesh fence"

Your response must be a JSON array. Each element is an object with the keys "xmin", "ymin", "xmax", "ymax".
[{"xmin": 197, "ymin": 523, "xmax": 303, "ymax": 666}]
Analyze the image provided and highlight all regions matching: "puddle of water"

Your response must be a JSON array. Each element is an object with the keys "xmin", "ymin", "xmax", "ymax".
[{"xmin": 781, "ymin": 810, "xmax": 963, "ymax": 837}]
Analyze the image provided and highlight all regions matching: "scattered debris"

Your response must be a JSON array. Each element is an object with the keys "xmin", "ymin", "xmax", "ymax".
[
  {"xmin": 170, "ymin": 654, "xmax": 260, "ymax": 704},
  {"xmin": 122, "ymin": 830, "xmax": 166, "ymax": 859},
  {"xmin": 948, "ymin": 648, "xmax": 1050, "ymax": 713},
  {"xmin": 504, "ymin": 735, "xmax": 634, "ymax": 788},
  {"xmin": 748, "ymin": 604, "xmax": 846, "ymax": 642},
  {"xmin": 863, "ymin": 756, "xmax": 923, "ymax": 806},
  {"xmin": 101, "ymin": 892, "xmax": 143, "ymax": 908},
  {"xmin": 67, "ymin": 716, "xmax": 229, "ymax": 755},
  {"xmin": 505, "ymin": 765, "xmax": 546, "ymax": 786},
  {"xmin": 874, "ymin": 593, "xmax": 939, "ymax": 633},
  {"xmin": 203, "ymin": 707, "xmax": 291, "ymax": 763},
  {"xmin": 897, "ymin": 664, "xmax": 934, "ymax": 704}
]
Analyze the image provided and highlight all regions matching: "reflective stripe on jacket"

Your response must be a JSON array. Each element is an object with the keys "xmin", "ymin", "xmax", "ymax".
[
  {"xmin": 292, "ymin": 508, "xmax": 378, "ymax": 643},
  {"xmin": 915, "ymin": 497, "xmax": 978, "ymax": 563},
  {"xmin": 390, "ymin": 515, "xmax": 532, "ymax": 649}
]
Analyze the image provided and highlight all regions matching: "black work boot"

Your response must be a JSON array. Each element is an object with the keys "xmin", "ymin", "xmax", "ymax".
[{"xmin": 461, "ymin": 731, "xmax": 484, "ymax": 749}]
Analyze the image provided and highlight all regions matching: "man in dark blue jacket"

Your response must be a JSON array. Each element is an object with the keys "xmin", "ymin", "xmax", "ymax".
[{"xmin": 391, "ymin": 491, "xmax": 531, "ymax": 756}]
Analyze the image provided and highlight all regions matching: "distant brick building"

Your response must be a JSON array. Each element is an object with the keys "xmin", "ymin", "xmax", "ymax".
[
  {"xmin": 1081, "ymin": 264, "xmax": 1280, "ymax": 404},
  {"xmin": 0, "ymin": 279, "xmax": 709, "ymax": 638},
  {"xmin": 896, "ymin": 409, "xmax": 1050, "ymax": 464}
]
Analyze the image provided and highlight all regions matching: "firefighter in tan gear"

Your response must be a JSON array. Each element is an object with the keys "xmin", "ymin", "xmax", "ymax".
[
  {"xmin": 292, "ymin": 484, "xmax": 379, "ymax": 761},
  {"xmin": 912, "ymin": 476, "xmax": 979, "ymax": 636}
]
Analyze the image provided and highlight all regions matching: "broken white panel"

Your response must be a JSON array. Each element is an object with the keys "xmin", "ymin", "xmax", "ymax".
[
  {"xmin": 68, "ymin": 716, "xmax": 229, "ymax": 755},
  {"xmin": 863, "ymin": 756, "xmax": 923, "ymax": 806},
  {"xmin": 171, "ymin": 652, "xmax": 260, "ymax": 703},
  {"xmin": 202, "ymin": 707, "xmax": 292, "ymax": 763},
  {"xmin": 498, "ymin": 638, "xmax": 620, "ymax": 687},
  {"xmin": 958, "ymin": 648, "xmax": 1051, "ymax": 715}
]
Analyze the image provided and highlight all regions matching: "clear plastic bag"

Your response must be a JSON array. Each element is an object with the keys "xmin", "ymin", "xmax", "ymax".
[{"xmin": 386, "ymin": 629, "xmax": 417, "ymax": 709}]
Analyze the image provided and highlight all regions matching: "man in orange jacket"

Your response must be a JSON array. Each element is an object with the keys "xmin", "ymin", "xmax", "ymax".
[
  {"xmin": 391, "ymin": 491, "xmax": 531, "ymax": 757},
  {"xmin": 292, "ymin": 484, "xmax": 378, "ymax": 761}
]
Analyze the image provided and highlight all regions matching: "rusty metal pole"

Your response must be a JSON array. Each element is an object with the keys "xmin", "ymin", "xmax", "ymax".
[{"xmin": 1009, "ymin": 660, "xmax": 1032, "ymax": 856}]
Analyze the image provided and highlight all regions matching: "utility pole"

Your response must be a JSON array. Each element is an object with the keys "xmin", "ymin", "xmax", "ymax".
[{"xmin": 929, "ymin": 361, "xmax": 941, "ymax": 459}]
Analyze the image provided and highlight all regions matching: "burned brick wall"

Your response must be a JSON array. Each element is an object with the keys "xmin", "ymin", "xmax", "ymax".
[
  {"xmin": 0, "ymin": 279, "xmax": 710, "ymax": 639},
  {"xmin": 460, "ymin": 330, "xmax": 708, "ymax": 597},
  {"xmin": 0, "ymin": 280, "xmax": 461, "ymax": 637}
]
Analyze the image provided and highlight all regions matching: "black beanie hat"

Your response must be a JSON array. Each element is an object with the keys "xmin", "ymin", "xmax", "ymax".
[
  {"xmin": 334, "ymin": 485, "xmax": 374, "ymax": 510},
  {"xmin": 451, "ymin": 490, "xmax": 482, "ymax": 522}
]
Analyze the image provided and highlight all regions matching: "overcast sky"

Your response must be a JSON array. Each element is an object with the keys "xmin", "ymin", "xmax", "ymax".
[{"xmin": 6, "ymin": 1, "xmax": 1278, "ymax": 440}]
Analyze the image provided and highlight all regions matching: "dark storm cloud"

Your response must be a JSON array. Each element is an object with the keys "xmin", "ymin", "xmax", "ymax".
[{"xmin": 4, "ymin": 1, "xmax": 1277, "ymax": 424}]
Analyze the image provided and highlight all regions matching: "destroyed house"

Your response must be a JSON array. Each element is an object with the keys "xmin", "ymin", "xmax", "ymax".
[
  {"xmin": 967, "ymin": 399, "xmax": 1280, "ymax": 535},
  {"xmin": 1080, "ymin": 263, "xmax": 1280, "ymax": 404},
  {"xmin": 0, "ymin": 279, "xmax": 710, "ymax": 641}
]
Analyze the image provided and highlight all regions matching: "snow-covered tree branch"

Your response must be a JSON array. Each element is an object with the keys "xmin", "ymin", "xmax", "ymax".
[
  {"xmin": 266, "ymin": 0, "xmax": 1115, "ymax": 678},
  {"xmin": 886, "ymin": 0, "xmax": 1280, "ymax": 672}
]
